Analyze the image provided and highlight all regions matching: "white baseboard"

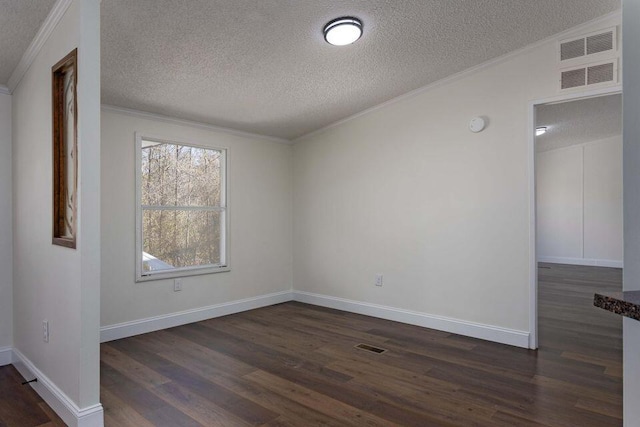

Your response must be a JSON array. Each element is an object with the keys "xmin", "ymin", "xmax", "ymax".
[
  {"xmin": 0, "ymin": 347, "xmax": 12, "ymax": 366},
  {"xmin": 538, "ymin": 256, "xmax": 623, "ymax": 268},
  {"xmin": 12, "ymin": 348, "xmax": 104, "ymax": 427},
  {"xmin": 293, "ymin": 291, "xmax": 531, "ymax": 349},
  {"xmin": 100, "ymin": 288, "xmax": 530, "ymax": 349},
  {"xmin": 100, "ymin": 290, "xmax": 294, "ymax": 342}
]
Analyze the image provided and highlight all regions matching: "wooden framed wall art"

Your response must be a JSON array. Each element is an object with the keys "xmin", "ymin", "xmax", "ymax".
[{"xmin": 52, "ymin": 49, "xmax": 78, "ymax": 248}]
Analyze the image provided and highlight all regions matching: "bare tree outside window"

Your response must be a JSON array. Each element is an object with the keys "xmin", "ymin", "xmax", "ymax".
[{"xmin": 137, "ymin": 137, "xmax": 227, "ymax": 280}]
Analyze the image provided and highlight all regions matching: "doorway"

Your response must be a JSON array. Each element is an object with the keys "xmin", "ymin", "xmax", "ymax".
[{"xmin": 531, "ymin": 92, "xmax": 623, "ymax": 415}]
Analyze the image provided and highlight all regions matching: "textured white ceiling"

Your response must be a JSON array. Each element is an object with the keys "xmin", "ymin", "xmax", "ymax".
[
  {"xmin": 0, "ymin": 0, "xmax": 56, "ymax": 85},
  {"xmin": 535, "ymin": 94, "xmax": 621, "ymax": 152},
  {"xmin": 101, "ymin": 0, "xmax": 621, "ymax": 140}
]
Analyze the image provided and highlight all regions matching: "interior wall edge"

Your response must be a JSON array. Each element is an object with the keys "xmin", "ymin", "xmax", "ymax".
[
  {"xmin": 293, "ymin": 291, "xmax": 530, "ymax": 349},
  {"xmin": 0, "ymin": 347, "xmax": 12, "ymax": 367},
  {"xmin": 6, "ymin": 0, "xmax": 73, "ymax": 92},
  {"xmin": 11, "ymin": 348, "xmax": 104, "ymax": 427},
  {"xmin": 0, "ymin": 91, "xmax": 12, "ymax": 353},
  {"xmin": 101, "ymin": 104, "xmax": 292, "ymax": 145},
  {"xmin": 100, "ymin": 290, "xmax": 294, "ymax": 343},
  {"xmin": 99, "ymin": 288, "xmax": 532, "ymax": 349}
]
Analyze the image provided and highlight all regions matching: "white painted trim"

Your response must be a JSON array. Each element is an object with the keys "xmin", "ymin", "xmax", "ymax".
[
  {"xmin": 12, "ymin": 348, "xmax": 104, "ymax": 427},
  {"xmin": 528, "ymin": 84, "xmax": 622, "ymax": 350},
  {"xmin": 0, "ymin": 347, "xmax": 12, "ymax": 366},
  {"xmin": 581, "ymin": 146, "xmax": 586, "ymax": 259},
  {"xmin": 0, "ymin": 85, "xmax": 10, "ymax": 95},
  {"xmin": 7, "ymin": 0, "xmax": 73, "ymax": 92},
  {"xmin": 530, "ymin": 84, "xmax": 622, "ymax": 106},
  {"xmin": 294, "ymin": 10, "xmax": 622, "ymax": 143},
  {"xmin": 293, "ymin": 291, "xmax": 530, "ymax": 349},
  {"xmin": 538, "ymin": 256, "xmax": 623, "ymax": 268},
  {"xmin": 100, "ymin": 290, "xmax": 294, "ymax": 342},
  {"xmin": 100, "ymin": 288, "xmax": 536, "ymax": 348},
  {"xmin": 558, "ymin": 58, "xmax": 620, "ymax": 93},
  {"xmin": 101, "ymin": 105, "xmax": 291, "ymax": 145},
  {"xmin": 528, "ymin": 100, "xmax": 538, "ymax": 350},
  {"xmin": 101, "ymin": 289, "xmax": 533, "ymax": 348}
]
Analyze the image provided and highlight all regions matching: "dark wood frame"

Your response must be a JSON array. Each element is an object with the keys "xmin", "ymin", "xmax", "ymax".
[{"xmin": 52, "ymin": 49, "xmax": 78, "ymax": 249}]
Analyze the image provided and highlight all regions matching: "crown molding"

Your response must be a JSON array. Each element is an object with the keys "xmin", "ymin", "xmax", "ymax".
[
  {"xmin": 7, "ymin": 0, "xmax": 73, "ymax": 92},
  {"xmin": 0, "ymin": 85, "xmax": 10, "ymax": 95},
  {"xmin": 101, "ymin": 105, "xmax": 292, "ymax": 144},
  {"xmin": 294, "ymin": 9, "xmax": 622, "ymax": 143}
]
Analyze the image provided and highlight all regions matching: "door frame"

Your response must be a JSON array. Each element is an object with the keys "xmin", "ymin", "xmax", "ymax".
[{"xmin": 527, "ymin": 84, "xmax": 622, "ymax": 349}]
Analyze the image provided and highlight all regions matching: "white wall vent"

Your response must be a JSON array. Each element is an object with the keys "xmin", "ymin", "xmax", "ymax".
[
  {"xmin": 561, "ymin": 68, "xmax": 587, "ymax": 90},
  {"xmin": 587, "ymin": 62, "xmax": 615, "ymax": 85},
  {"xmin": 586, "ymin": 31, "xmax": 614, "ymax": 55},
  {"xmin": 558, "ymin": 27, "xmax": 617, "ymax": 64},
  {"xmin": 560, "ymin": 38, "xmax": 585, "ymax": 61},
  {"xmin": 560, "ymin": 60, "xmax": 618, "ymax": 91},
  {"xmin": 557, "ymin": 27, "xmax": 618, "ymax": 93}
]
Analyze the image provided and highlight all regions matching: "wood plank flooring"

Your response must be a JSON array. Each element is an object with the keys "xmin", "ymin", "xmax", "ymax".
[
  {"xmin": 99, "ymin": 263, "xmax": 623, "ymax": 426},
  {"xmin": 0, "ymin": 365, "xmax": 65, "ymax": 427},
  {"xmin": 0, "ymin": 263, "xmax": 622, "ymax": 426}
]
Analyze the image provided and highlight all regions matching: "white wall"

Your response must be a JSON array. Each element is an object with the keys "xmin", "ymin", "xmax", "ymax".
[
  {"xmin": 0, "ymin": 93, "xmax": 12, "ymax": 357},
  {"xmin": 536, "ymin": 136, "xmax": 623, "ymax": 267},
  {"xmin": 623, "ymin": 1, "xmax": 640, "ymax": 425},
  {"xmin": 537, "ymin": 145, "xmax": 584, "ymax": 260},
  {"xmin": 11, "ymin": 0, "xmax": 102, "ymax": 422},
  {"xmin": 292, "ymin": 14, "xmax": 620, "ymax": 342},
  {"xmin": 100, "ymin": 109, "xmax": 292, "ymax": 329}
]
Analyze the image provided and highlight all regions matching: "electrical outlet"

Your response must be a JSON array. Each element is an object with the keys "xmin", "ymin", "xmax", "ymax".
[
  {"xmin": 375, "ymin": 274, "xmax": 383, "ymax": 287},
  {"xmin": 43, "ymin": 320, "xmax": 49, "ymax": 343},
  {"xmin": 174, "ymin": 278, "xmax": 182, "ymax": 292}
]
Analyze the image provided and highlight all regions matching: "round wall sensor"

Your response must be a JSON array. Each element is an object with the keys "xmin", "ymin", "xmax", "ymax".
[{"xmin": 469, "ymin": 117, "xmax": 486, "ymax": 133}]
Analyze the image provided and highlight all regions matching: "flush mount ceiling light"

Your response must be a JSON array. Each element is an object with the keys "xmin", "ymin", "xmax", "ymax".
[
  {"xmin": 323, "ymin": 17, "xmax": 363, "ymax": 46},
  {"xmin": 536, "ymin": 126, "xmax": 548, "ymax": 136}
]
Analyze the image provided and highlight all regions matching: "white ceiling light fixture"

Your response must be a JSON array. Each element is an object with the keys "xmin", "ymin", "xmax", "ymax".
[
  {"xmin": 323, "ymin": 17, "xmax": 363, "ymax": 46},
  {"xmin": 536, "ymin": 126, "xmax": 548, "ymax": 136}
]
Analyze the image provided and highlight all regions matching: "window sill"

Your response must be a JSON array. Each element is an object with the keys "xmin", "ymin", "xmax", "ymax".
[{"xmin": 136, "ymin": 266, "xmax": 231, "ymax": 283}]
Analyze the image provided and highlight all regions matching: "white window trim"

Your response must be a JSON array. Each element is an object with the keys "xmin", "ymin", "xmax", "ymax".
[{"xmin": 135, "ymin": 132, "xmax": 230, "ymax": 282}]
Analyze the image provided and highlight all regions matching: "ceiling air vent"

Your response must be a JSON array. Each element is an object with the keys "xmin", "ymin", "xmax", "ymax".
[
  {"xmin": 559, "ymin": 27, "xmax": 617, "ymax": 63},
  {"xmin": 560, "ymin": 60, "xmax": 617, "ymax": 91}
]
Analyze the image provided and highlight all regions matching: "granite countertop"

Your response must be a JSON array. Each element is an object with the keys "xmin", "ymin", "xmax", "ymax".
[{"xmin": 594, "ymin": 291, "xmax": 640, "ymax": 321}]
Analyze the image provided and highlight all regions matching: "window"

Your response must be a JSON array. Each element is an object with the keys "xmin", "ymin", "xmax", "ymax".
[{"xmin": 135, "ymin": 134, "xmax": 228, "ymax": 281}]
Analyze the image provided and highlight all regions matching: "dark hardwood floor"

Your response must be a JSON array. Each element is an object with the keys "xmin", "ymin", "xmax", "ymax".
[
  {"xmin": 0, "ymin": 365, "xmax": 65, "ymax": 426},
  {"xmin": 99, "ymin": 263, "xmax": 623, "ymax": 427},
  {"xmin": 0, "ymin": 263, "xmax": 623, "ymax": 426}
]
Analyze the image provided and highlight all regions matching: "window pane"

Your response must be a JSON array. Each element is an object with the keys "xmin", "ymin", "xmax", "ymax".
[
  {"xmin": 141, "ymin": 142, "xmax": 222, "ymax": 207},
  {"xmin": 142, "ymin": 209, "xmax": 223, "ymax": 272}
]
